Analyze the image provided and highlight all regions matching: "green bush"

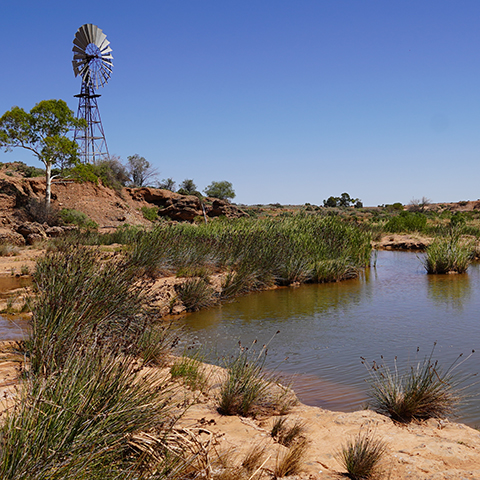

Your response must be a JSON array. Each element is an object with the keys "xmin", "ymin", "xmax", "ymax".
[
  {"xmin": 60, "ymin": 208, "xmax": 98, "ymax": 230},
  {"xmin": 69, "ymin": 163, "xmax": 99, "ymax": 184},
  {"xmin": 423, "ymin": 235, "xmax": 474, "ymax": 274},
  {"xmin": 384, "ymin": 211, "xmax": 427, "ymax": 233},
  {"xmin": 141, "ymin": 206, "xmax": 159, "ymax": 222}
]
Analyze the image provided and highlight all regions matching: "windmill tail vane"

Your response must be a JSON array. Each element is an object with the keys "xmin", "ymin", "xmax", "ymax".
[{"xmin": 72, "ymin": 24, "xmax": 113, "ymax": 164}]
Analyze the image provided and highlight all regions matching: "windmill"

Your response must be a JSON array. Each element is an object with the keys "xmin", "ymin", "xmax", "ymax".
[{"xmin": 72, "ymin": 24, "xmax": 113, "ymax": 164}]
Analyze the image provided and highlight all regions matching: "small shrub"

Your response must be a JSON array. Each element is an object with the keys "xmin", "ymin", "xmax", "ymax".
[
  {"xmin": 60, "ymin": 208, "xmax": 98, "ymax": 230},
  {"xmin": 175, "ymin": 278, "xmax": 217, "ymax": 312},
  {"xmin": 170, "ymin": 351, "xmax": 207, "ymax": 391},
  {"xmin": 241, "ymin": 443, "xmax": 267, "ymax": 474},
  {"xmin": 338, "ymin": 430, "xmax": 386, "ymax": 480},
  {"xmin": 0, "ymin": 244, "xmax": 19, "ymax": 257},
  {"xmin": 271, "ymin": 417, "xmax": 306, "ymax": 447},
  {"xmin": 141, "ymin": 206, "xmax": 159, "ymax": 222},
  {"xmin": 69, "ymin": 163, "xmax": 99, "ymax": 184},
  {"xmin": 384, "ymin": 211, "xmax": 427, "ymax": 233},
  {"xmin": 363, "ymin": 346, "xmax": 471, "ymax": 422},
  {"xmin": 274, "ymin": 438, "xmax": 308, "ymax": 478},
  {"xmin": 217, "ymin": 336, "xmax": 292, "ymax": 417}
]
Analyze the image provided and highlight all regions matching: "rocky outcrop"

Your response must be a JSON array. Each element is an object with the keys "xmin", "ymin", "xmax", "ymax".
[
  {"xmin": 0, "ymin": 229, "xmax": 26, "ymax": 246},
  {"xmin": 206, "ymin": 198, "xmax": 247, "ymax": 218},
  {"xmin": 127, "ymin": 188, "xmax": 247, "ymax": 221}
]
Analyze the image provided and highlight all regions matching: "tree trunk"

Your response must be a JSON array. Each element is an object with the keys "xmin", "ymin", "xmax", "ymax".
[{"xmin": 45, "ymin": 162, "xmax": 52, "ymax": 206}]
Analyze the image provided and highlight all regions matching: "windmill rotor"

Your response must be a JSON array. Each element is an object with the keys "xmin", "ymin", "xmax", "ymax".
[{"xmin": 72, "ymin": 24, "xmax": 113, "ymax": 89}]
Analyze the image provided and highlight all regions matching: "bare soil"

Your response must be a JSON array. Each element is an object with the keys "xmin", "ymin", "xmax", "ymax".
[{"xmin": 0, "ymin": 344, "xmax": 479, "ymax": 479}]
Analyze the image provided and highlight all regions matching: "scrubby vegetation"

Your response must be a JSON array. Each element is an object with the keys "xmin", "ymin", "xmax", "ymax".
[
  {"xmin": 423, "ymin": 233, "xmax": 474, "ymax": 274},
  {"xmin": 363, "ymin": 347, "xmax": 474, "ymax": 423},
  {"xmin": 65, "ymin": 215, "xmax": 372, "ymax": 288},
  {"xmin": 338, "ymin": 430, "xmax": 386, "ymax": 480},
  {"xmin": 0, "ymin": 246, "xmax": 183, "ymax": 478},
  {"xmin": 218, "ymin": 338, "xmax": 296, "ymax": 417}
]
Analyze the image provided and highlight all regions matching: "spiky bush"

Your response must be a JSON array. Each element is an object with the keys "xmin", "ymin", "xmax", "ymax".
[
  {"xmin": 175, "ymin": 277, "xmax": 217, "ymax": 311},
  {"xmin": 338, "ymin": 430, "xmax": 386, "ymax": 480},
  {"xmin": 29, "ymin": 246, "xmax": 159, "ymax": 374},
  {"xmin": 423, "ymin": 234, "xmax": 474, "ymax": 274},
  {"xmin": 364, "ymin": 348, "xmax": 469, "ymax": 423}
]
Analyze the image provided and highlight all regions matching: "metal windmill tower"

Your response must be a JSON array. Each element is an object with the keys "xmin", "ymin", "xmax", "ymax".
[{"xmin": 72, "ymin": 24, "xmax": 113, "ymax": 164}]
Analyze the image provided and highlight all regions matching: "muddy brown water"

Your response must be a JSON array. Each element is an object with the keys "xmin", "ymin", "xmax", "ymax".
[
  {"xmin": 179, "ymin": 251, "xmax": 480, "ymax": 427},
  {"xmin": 0, "ymin": 276, "xmax": 31, "ymax": 341}
]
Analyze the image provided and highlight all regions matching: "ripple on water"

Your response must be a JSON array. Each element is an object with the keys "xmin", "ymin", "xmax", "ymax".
[{"xmin": 179, "ymin": 251, "xmax": 480, "ymax": 426}]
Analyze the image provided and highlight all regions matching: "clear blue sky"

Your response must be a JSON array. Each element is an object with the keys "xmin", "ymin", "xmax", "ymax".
[{"xmin": 1, "ymin": 0, "xmax": 480, "ymax": 206}]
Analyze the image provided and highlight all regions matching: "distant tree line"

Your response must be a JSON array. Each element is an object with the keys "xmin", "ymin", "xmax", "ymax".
[{"xmin": 323, "ymin": 193, "xmax": 363, "ymax": 208}]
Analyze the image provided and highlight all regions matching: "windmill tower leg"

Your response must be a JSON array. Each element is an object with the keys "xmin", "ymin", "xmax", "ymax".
[{"xmin": 73, "ymin": 82, "xmax": 110, "ymax": 164}]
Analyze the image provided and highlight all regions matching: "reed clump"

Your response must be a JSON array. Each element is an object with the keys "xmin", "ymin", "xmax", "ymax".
[
  {"xmin": 423, "ymin": 234, "xmax": 474, "ymax": 274},
  {"xmin": 338, "ymin": 430, "xmax": 386, "ymax": 480},
  {"xmin": 28, "ymin": 245, "xmax": 173, "ymax": 374},
  {"xmin": 175, "ymin": 277, "xmax": 217, "ymax": 311},
  {"xmin": 218, "ymin": 336, "xmax": 295, "ymax": 417},
  {"xmin": 363, "ymin": 347, "xmax": 473, "ymax": 423},
  {"xmin": 0, "ymin": 245, "xmax": 184, "ymax": 479}
]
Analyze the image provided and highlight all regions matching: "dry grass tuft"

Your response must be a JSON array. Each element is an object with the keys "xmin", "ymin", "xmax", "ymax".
[
  {"xmin": 273, "ymin": 438, "xmax": 308, "ymax": 478},
  {"xmin": 271, "ymin": 417, "xmax": 306, "ymax": 447},
  {"xmin": 338, "ymin": 430, "xmax": 387, "ymax": 479}
]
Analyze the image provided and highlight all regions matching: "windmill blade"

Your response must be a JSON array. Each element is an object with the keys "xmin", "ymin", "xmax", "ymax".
[
  {"xmin": 99, "ymin": 38, "xmax": 110, "ymax": 50},
  {"xmin": 100, "ymin": 45, "xmax": 113, "ymax": 55},
  {"xmin": 73, "ymin": 37, "xmax": 88, "ymax": 51},
  {"xmin": 85, "ymin": 24, "xmax": 96, "ymax": 44},
  {"xmin": 72, "ymin": 60, "xmax": 81, "ymax": 77},
  {"xmin": 73, "ymin": 45, "xmax": 87, "ymax": 55},
  {"xmin": 95, "ymin": 30, "xmax": 107, "ymax": 47},
  {"xmin": 100, "ymin": 63, "xmax": 113, "ymax": 77},
  {"xmin": 100, "ymin": 69, "xmax": 110, "ymax": 85},
  {"xmin": 75, "ymin": 27, "xmax": 90, "ymax": 49}
]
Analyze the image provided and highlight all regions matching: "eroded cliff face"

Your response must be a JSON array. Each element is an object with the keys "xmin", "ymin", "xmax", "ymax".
[{"xmin": 0, "ymin": 172, "xmax": 246, "ymax": 235}]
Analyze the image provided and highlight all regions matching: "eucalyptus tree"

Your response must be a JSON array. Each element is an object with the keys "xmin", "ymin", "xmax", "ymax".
[{"xmin": 0, "ymin": 99, "xmax": 85, "ymax": 205}]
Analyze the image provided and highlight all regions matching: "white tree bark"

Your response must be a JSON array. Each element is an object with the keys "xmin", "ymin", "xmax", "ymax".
[{"xmin": 45, "ymin": 162, "xmax": 52, "ymax": 206}]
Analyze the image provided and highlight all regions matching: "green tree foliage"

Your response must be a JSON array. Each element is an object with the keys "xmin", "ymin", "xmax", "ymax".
[
  {"xmin": 177, "ymin": 178, "xmax": 199, "ymax": 196},
  {"xmin": 158, "ymin": 177, "xmax": 176, "ymax": 191},
  {"xmin": 204, "ymin": 180, "xmax": 236, "ymax": 200},
  {"xmin": 0, "ymin": 99, "xmax": 85, "ymax": 204},
  {"xmin": 69, "ymin": 157, "xmax": 129, "ymax": 191},
  {"xmin": 127, "ymin": 154, "xmax": 157, "ymax": 187},
  {"xmin": 323, "ymin": 192, "xmax": 362, "ymax": 208}
]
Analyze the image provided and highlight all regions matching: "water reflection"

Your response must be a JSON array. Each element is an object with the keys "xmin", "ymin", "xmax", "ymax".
[
  {"xmin": 179, "ymin": 251, "xmax": 480, "ymax": 426},
  {"xmin": 427, "ymin": 272, "xmax": 472, "ymax": 311}
]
